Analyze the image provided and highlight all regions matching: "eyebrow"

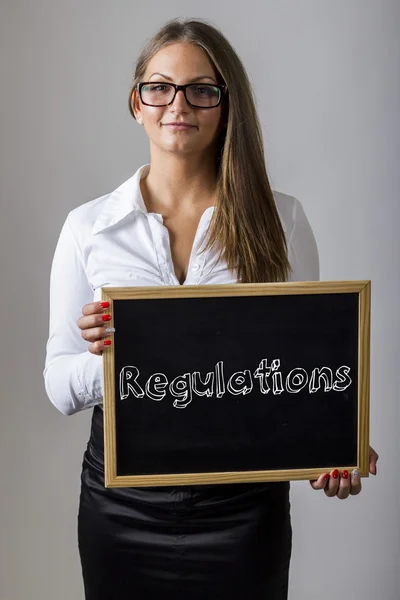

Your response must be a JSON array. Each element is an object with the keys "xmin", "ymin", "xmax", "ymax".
[{"xmin": 148, "ymin": 72, "xmax": 217, "ymax": 83}]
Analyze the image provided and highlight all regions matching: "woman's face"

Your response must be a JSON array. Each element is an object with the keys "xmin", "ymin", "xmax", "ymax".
[{"xmin": 133, "ymin": 42, "xmax": 225, "ymax": 158}]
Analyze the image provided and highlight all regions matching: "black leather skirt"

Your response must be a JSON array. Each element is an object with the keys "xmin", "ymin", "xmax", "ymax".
[{"xmin": 78, "ymin": 406, "xmax": 292, "ymax": 600}]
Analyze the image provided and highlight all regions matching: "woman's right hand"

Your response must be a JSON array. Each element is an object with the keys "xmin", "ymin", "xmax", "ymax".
[{"xmin": 77, "ymin": 301, "xmax": 115, "ymax": 355}]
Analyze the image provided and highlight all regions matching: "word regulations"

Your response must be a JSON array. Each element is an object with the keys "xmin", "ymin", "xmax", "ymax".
[{"xmin": 102, "ymin": 281, "xmax": 370, "ymax": 488}]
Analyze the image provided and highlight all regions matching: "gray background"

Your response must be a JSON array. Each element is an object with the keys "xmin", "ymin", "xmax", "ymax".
[{"xmin": 1, "ymin": 1, "xmax": 399, "ymax": 598}]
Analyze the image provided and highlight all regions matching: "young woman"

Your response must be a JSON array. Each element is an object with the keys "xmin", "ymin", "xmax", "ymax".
[{"xmin": 44, "ymin": 18, "xmax": 378, "ymax": 600}]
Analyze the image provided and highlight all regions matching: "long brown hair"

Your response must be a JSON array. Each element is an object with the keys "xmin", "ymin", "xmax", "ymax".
[{"xmin": 128, "ymin": 18, "xmax": 291, "ymax": 283}]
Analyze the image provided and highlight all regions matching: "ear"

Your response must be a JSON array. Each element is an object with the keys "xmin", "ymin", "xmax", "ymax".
[{"xmin": 131, "ymin": 88, "xmax": 142, "ymax": 121}]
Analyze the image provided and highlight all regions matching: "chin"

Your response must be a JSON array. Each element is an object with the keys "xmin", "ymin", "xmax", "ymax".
[{"xmin": 159, "ymin": 140, "xmax": 202, "ymax": 154}]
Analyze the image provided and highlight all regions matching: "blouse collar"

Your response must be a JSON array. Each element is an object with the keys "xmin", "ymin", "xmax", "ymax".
[{"xmin": 92, "ymin": 164, "xmax": 150, "ymax": 235}]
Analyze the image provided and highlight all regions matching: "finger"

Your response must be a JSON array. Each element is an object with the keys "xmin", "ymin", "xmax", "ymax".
[
  {"xmin": 82, "ymin": 301, "xmax": 110, "ymax": 316},
  {"xmin": 81, "ymin": 326, "xmax": 115, "ymax": 343},
  {"xmin": 369, "ymin": 446, "xmax": 379, "ymax": 475},
  {"xmin": 310, "ymin": 473, "xmax": 329, "ymax": 490},
  {"xmin": 324, "ymin": 469, "xmax": 340, "ymax": 497},
  {"xmin": 77, "ymin": 312, "xmax": 112, "ymax": 331},
  {"xmin": 350, "ymin": 469, "xmax": 362, "ymax": 495},
  {"xmin": 336, "ymin": 469, "xmax": 351, "ymax": 500},
  {"xmin": 88, "ymin": 338, "xmax": 113, "ymax": 356}
]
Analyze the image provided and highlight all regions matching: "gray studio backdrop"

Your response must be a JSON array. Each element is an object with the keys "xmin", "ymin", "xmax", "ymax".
[{"xmin": 1, "ymin": 1, "xmax": 399, "ymax": 598}]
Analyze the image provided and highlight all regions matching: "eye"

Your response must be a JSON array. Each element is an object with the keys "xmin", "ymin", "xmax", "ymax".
[
  {"xmin": 191, "ymin": 85, "xmax": 219, "ymax": 97},
  {"xmin": 143, "ymin": 84, "xmax": 171, "ymax": 93},
  {"xmin": 195, "ymin": 86, "xmax": 211, "ymax": 95}
]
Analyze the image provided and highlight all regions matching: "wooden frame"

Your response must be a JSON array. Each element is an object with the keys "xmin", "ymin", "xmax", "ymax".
[{"xmin": 102, "ymin": 280, "xmax": 370, "ymax": 488}]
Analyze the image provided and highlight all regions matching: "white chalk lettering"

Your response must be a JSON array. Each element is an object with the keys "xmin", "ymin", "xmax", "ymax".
[
  {"xmin": 309, "ymin": 367, "xmax": 333, "ymax": 393},
  {"xmin": 145, "ymin": 373, "xmax": 168, "ymax": 401},
  {"xmin": 272, "ymin": 359, "xmax": 284, "ymax": 394},
  {"xmin": 227, "ymin": 370, "xmax": 253, "ymax": 395},
  {"xmin": 118, "ymin": 359, "xmax": 353, "ymax": 408},
  {"xmin": 192, "ymin": 371, "xmax": 215, "ymax": 397},
  {"xmin": 333, "ymin": 365, "xmax": 352, "ymax": 391},
  {"xmin": 286, "ymin": 368, "xmax": 309, "ymax": 393},
  {"xmin": 254, "ymin": 359, "xmax": 271, "ymax": 394},
  {"xmin": 215, "ymin": 361, "xmax": 226, "ymax": 398},
  {"xmin": 119, "ymin": 366, "xmax": 144, "ymax": 400},
  {"xmin": 170, "ymin": 373, "xmax": 192, "ymax": 409}
]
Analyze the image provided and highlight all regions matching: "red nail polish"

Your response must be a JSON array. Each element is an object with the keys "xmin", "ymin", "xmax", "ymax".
[
  {"xmin": 102, "ymin": 314, "xmax": 112, "ymax": 322},
  {"xmin": 342, "ymin": 470, "xmax": 349, "ymax": 479},
  {"xmin": 100, "ymin": 301, "xmax": 110, "ymax": 308},
  {"xmin": 332, "ymin": 469, "xmax": 339, "ymax": 479},
  {"xmin": 103, "ymin": 340, "xmax": 112, "ymax": 346},
  {"xmin": 323, "ymin": 474, "xmax": 329, "ymax": 481}
]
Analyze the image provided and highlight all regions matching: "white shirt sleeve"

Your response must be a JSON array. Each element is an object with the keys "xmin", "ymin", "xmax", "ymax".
[
  {"xmin": 287, "ymin": 198, "xmax": 320, "ymax": 282},
  {"xmin": 43, "ymin": 215, "xmax": 103, "ymax": 416}
]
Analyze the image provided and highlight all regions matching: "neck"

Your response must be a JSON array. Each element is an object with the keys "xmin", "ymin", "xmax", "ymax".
[{"xmin": 141, "ymin": 148, "xmax": 218, "ymax": 215}]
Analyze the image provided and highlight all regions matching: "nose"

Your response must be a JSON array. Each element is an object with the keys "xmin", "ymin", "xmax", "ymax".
[{"xmin": 170, "ymin": 88, "xmax": 190, "ymax": 111}]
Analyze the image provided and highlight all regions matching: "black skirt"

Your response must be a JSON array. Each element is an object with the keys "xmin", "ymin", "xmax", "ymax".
[{"xmin": 78, "ymin": 406, "xmax": 292, "ymax": 600}]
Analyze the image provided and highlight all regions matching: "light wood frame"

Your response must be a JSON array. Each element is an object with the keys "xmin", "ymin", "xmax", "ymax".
[{"xmin": 102, "ymin": 280, "xmax": 370, "ymax": 488}]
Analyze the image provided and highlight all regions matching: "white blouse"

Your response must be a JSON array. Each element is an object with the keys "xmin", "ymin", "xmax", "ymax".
[{"xmin": 44, "ymin": 164, "xmax": 320, "ymax": 416}]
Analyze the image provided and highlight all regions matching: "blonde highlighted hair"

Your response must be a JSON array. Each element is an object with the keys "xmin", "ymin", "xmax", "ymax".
[{"xmin": 128, "ymin": 18, "xmax": 291, "ymax": 283}]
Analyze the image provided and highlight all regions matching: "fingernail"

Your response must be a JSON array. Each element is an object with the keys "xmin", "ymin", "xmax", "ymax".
[
  {"xmin": 352, "ymin": 469, "xmax": 359, "ymax": 479},
  {"xmin": 104, "ymin": 327, "xmax": 115, "ymax": 334},
  {"xmin": 102, "ymin": 314, "xmax": 112, "ymax": 322},
  {"xmin": 323, "ymin": 474, "xmax": 329, "ymax": 481},
  {"xmin": 342, "ymin": 470, "xmax": 349, "ymax": 479},
  {"xmin": 103, "ymin": 340, "xmax": 112, "ymax": 346},
  {"xmin": 332, "ymin": 469, "xmax": 339, "ymax": 479},
  {"xmin": 100, "ymin": 301, "xmax": 110, "ymax": 308}
]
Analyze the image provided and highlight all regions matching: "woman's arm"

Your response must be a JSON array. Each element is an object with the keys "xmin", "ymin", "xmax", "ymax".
[
  {"xmin": 43, "ymin": 215, "xmax": 103, "ymax": 416},
  {"xmin": 287, "ymin": 198, "xmax": 320, "ymax": 282}
]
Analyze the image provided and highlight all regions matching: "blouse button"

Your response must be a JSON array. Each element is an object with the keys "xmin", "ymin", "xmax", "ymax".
[{"xmin": 192, "ymin": 263, "xmax": 200, "ymax": 272}]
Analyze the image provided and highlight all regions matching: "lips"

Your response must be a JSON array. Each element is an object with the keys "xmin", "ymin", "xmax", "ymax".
[{"xmin": 163, "ymin": 122, "xmax": 195, "ymax": 128}]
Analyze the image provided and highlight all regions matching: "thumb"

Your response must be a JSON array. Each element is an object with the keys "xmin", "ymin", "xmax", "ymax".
[{"xmin": 310, "ymin": 473, "xmax": 329, "ymax": 490}]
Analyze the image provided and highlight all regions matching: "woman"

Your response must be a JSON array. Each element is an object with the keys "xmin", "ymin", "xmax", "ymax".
[{"xmin": 44, "ymin": 18, "xmax": 378, "ymax": 600}]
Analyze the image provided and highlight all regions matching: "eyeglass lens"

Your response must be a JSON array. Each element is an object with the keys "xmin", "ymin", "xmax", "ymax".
[{"xmin": 141, "ymin": 83, "xmax": 221, "ymax": 107}]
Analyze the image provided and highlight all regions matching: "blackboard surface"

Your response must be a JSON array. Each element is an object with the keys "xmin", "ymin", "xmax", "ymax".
[{"xmin": 102, "ymin": 282, "xmax": 369, "ymax": 487}]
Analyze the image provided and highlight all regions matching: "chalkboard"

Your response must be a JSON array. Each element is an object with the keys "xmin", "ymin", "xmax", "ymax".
[{"xmin": 102, "ymin": 281, "xmax": 370, "ymax": 488}]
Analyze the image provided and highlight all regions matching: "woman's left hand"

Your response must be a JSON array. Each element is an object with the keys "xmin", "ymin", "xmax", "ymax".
[{"xmin": 310, "ymin": 446, "xmax": 379, "ymax": 499}]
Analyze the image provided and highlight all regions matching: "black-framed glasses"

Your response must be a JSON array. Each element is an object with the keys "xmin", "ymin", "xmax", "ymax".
[{"xmin": 137, "ymin": 82, "xmax": 227, "ymax": 108}]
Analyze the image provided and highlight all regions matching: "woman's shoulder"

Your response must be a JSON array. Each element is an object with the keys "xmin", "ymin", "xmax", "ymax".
[
  {"xmin": 67, "ymin": 192, "xmax": 112, "ymax": 232},
  {"xmin": 272, "ymin": 189, "xmax": 303, "ymax": 236},
  {"xmin": 66, "ymin": 166, "xmax": 146, "ymax": 241},
  {"xmin": 272, "ymin": 190, "xmax": 319, "ymax": 281},
  {"xmin": 59, "ymin": 192, "xmax": 111, "ymax": 254}
]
